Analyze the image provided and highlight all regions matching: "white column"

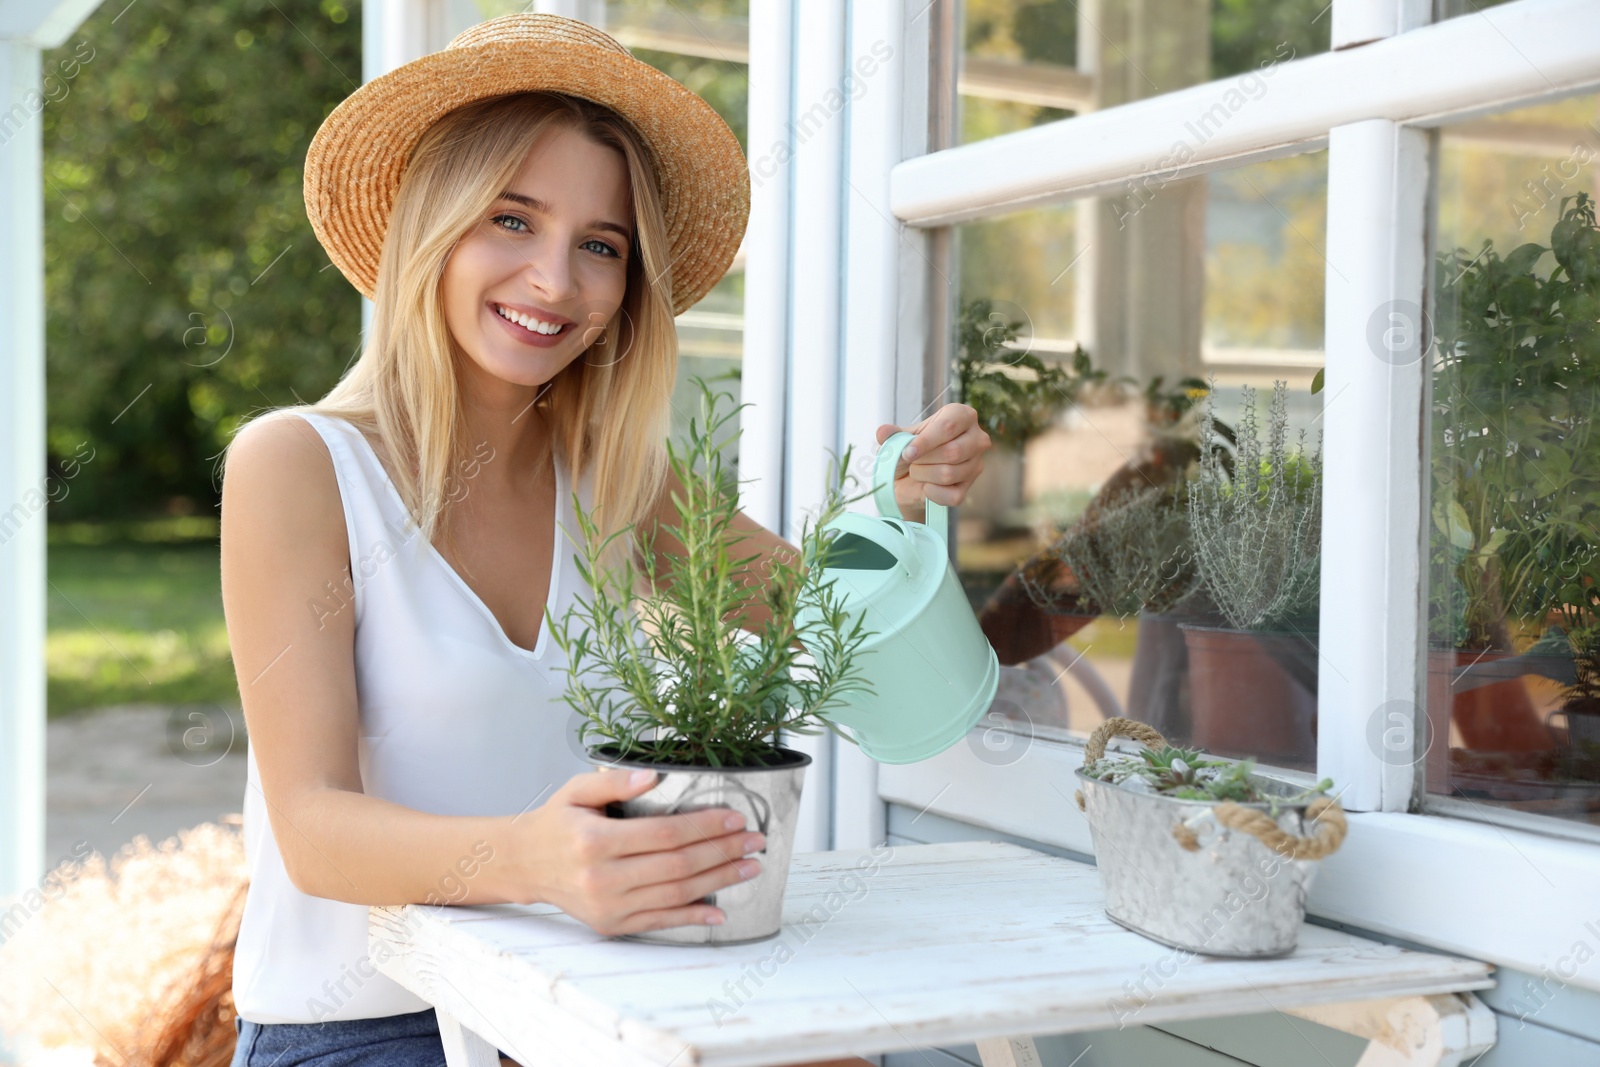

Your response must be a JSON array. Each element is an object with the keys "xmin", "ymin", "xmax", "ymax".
[
  {"xmin": 0, "ymin": 35, "xmax": 46, "ymax": 903},
  {"xmin": 358, "ymin": 0, "xmax": 438, "ymax": 340},
  {"xmin": 740, "ymin": 0, "xmax": 792, "ymax": 533},
  {"xmin": 0, "ymin": 0, "xmax": 105, "ymax": 903},
  {"xmin": 831, "ymin": 0, "xmax": 908, "ymax": 852},
  {"xmin": 1318, "ymin": 1, "xmax": 1433, "ymax": 813},
  {"xmin": 1332, "ymin": 0, "xmax": 1429, "ymax": 50},
  {"xmin": 1317, "ymin": 118, "xmax": 1430, "ymax": 813},
  {"xmin": 531, "ymin": 0, "xmax": 604, "ymax": 24},
  {"xmin": 781, "ymin": 0, "xmax": 848, "ymax": 854}
]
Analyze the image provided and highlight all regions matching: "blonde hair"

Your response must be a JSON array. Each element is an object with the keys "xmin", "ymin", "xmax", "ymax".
[{"xmin": 242, "ymin": 91, "xmax": 677, "ymax": 570}]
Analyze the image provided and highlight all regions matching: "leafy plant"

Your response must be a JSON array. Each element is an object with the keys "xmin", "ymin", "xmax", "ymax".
[
  {"xmin": 1429, "ymin": 192, "xmax": 1600, "ymax": 653},
  {"xmin": 1189, "ymin": 380, "xmax": 1323, "ymax": 631},
  {"xmin": 1041, "ymin": 482, "xmax": 1199, "ymax": 619},
  {"xmin": 1084, "ymin": 744, "xmax": 1334, "ymax": 811},
  {"xmin": 955, "ymin": 298, "xmax": 1110, "ymax": 450},
  {"xmin": 550, "ymin": 379, "xmax": 875, "ymax": 768},
  {"xmin": 1020, "ymin": 378, "xmax": 1233, "ymax": 621}
]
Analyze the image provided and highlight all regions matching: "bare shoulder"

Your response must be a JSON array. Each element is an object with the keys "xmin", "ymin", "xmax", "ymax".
[
  {"xmin": 222, "ymin": 413, "xmax": 342, "ymax": 538},
  {"xmin": 220, "ymin": 412, "xmax": 350, "ymax": 611},
  {"xmin": 224, "ymin": 411, "xmax": 335, "ymax": 490}
]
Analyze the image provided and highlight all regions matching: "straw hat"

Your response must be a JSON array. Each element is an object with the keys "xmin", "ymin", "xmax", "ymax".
[{"xmin": 303, "ymin": 13, "xmax": 749, "ymax": 315}]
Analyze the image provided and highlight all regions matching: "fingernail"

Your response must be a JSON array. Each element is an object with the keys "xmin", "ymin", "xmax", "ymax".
[
  {"xmin": 630, "ymin": 770, "xmax": 654, "ymax": 786},
  {"xmin": 737, "ymin": 859, "xmax": 761, "ymax": 879},
  {"xmin": 904, "ymin": 444, "xmax": 918, "ymax": 460},
  {"xmin": 744, "ymin": 834, "xmax": 766, "ymax": 854},
  {"xmin": 705, "ymin": 912, "xmax": 725, "ymax": 926},
  {"xmin": 724, "ymin": 813, "xmax": 745, "ymax": 832}
]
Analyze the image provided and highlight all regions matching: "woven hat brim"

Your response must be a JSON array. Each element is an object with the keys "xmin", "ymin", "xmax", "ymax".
[{"xmin": 304, "ymin": 38, "xmax": 749, "ymax": 315}]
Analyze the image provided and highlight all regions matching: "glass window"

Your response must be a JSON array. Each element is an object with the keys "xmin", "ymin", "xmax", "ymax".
[
  {"xmin": 1424, "ymin": 91, "xmax": 1600, "ymax": 827},
  {"xmin": 956, "ymin": 0, "xmax": 1330, "ymax": 146},
  {"xmin": 955, "ymin": 152, "xmax": 1327, "ymax": 771}
]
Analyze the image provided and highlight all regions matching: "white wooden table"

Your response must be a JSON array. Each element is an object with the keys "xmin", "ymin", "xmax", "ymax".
[{"xmin": 369, "ymin": 842, "xmax": 1497, "ymax": 1067}]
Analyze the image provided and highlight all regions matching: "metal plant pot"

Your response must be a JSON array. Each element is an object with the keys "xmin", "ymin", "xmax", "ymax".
[
  {"xmin": 589, "ymin": 744, "xmax": 811, "ymax": 946},
  {"xmin": 1073, "ymin": 718, "xmax": 1347, "ymax": 958}
]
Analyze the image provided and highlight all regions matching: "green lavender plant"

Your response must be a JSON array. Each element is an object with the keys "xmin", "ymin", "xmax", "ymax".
[
  {"xmin": 1044, "ymin": 482, "xmax": 1199, "ymax": 619},
  {"xmin": 550, "ymin": 379, "xmax": 876, "ymax": 768},
  {"xmin": 1188, "ymin": 380, "xmax": 1323, "ymax": 631}
]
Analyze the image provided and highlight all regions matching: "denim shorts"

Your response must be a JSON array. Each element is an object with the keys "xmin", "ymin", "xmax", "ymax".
[{"xmin": 231, "ymin": 1008, "xmax": 505, "ymax": 1067}]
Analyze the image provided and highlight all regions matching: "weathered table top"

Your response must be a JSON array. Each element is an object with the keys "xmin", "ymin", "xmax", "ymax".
[{"xmin": 369, "ymin": 841, "xmax": 1494, "ymax": 1067}]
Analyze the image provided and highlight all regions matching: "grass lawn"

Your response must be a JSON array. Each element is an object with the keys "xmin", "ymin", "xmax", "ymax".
[{"xmin": 47, "ymin": 518, "xmax": 238, "ymax": 717}]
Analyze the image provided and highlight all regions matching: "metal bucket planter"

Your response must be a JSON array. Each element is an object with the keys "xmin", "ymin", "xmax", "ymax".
[
  {"xmin": 590, "ymin": 743, "xmax": 810, "ymax": 946},
  {"xmin": 1073, "ymin": 718, "xmax": 1347, "ymax": 958}
]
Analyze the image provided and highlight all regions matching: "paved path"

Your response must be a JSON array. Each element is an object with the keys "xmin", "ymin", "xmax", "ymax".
[{"xmin": 45, "ymin": 703, "xmax": 248, "ymax": 868}]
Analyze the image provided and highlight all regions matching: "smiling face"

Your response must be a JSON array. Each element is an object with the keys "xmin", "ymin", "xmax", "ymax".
[{"xmin": 440, "ymin": 122, "xmax": 635, "ymax": 393}]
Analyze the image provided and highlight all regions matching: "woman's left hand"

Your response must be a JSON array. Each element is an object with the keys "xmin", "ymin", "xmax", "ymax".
[{"xmin": 875, "ymin": 404, "xmax": 992, "ymax": 523}]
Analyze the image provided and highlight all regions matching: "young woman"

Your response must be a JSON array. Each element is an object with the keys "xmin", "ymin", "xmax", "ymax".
[{"xmin": 218, "ymin": 15, "xmax": 989, "ymax": 1067}]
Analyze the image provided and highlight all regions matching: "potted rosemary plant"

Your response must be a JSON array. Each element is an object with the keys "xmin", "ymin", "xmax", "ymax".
[
  {"xmin": 1182, "ymin": 380, "xmax": 1322, "ymax": 767},
  {"xmin": 550, "ymin": 380, "xmax": 873, "ymax": 945}
]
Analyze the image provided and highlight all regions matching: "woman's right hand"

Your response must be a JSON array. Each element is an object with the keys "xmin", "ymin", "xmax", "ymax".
[{"xmin": 502, "ymin": 767, "xmax": 767, "ymax": 936}]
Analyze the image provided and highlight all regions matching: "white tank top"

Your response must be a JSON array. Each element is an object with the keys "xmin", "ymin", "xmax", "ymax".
[{"xmin": 231, "ymin": 411, "xmax": 597, "ymax": 1023}]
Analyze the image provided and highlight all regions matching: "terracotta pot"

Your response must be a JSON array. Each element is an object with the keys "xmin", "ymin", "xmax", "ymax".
[
  {"xmin": 1424, "ymin": 649, "xmax": 1559, "ymax": 795},
  {"xmin": 1179, "ymin": 625, "xmax": 1317, "ymax": 769}
]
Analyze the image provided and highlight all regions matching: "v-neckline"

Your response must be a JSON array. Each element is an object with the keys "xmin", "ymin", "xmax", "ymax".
[{"xmin": 341, "ymin": 421, "xmax": 562, "ymax": 661}]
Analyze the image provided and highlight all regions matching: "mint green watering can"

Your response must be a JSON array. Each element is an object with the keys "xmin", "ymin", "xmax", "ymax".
[{"xmin": 806, "ymin": 432, "xmax": 1000, "ymax": 764}]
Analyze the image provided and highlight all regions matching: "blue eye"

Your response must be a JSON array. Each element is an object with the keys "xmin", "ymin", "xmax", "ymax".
[
  {"xmin": 491, "ymin": 213, "xmax": 528, "ymax": 233},
  {"xmin": 583, "ymin": 238, "xmax": 621, "ymax": 258}
]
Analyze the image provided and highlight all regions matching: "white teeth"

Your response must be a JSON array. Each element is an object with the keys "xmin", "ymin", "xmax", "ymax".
[{"xmin": 495, "ymin": 304, "xmax": 563, "ymax": 335}]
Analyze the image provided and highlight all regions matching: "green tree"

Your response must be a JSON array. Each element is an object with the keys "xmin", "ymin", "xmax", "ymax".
[{"xmin": 43, "ymin": 0, "xmax": 362, "ymax": 522}]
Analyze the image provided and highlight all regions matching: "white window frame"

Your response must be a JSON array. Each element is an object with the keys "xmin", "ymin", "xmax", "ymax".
[{"xmin": 815, "ymin": 0, "xmax": 1600, "ymax": 992}]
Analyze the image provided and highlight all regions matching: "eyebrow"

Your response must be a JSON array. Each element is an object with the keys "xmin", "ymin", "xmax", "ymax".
[{"xmin": 495, "ymin": 191, "xmax": 633, "ymax": 242}]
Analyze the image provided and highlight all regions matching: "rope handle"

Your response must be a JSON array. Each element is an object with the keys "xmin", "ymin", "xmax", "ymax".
[
  {"xmin": 1076, "ymin": 717, "xmax": 1347, "ymax": 860},
  {"xmin": 1082, "ymin": 716, "xmax": 1170, "ymax": 765},
  {"xmin": 1173, "ymin": 795, "xmax": 1348, "ymax": 860},
  {"xmin": 1075, "ymin": 717, "xmax": 1170, "ymax": 812}
]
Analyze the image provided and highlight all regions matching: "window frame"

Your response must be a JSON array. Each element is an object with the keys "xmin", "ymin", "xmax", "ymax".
[{"xmin": 839, "ymin": 0, "xmax": 1600, "ymax": 990}]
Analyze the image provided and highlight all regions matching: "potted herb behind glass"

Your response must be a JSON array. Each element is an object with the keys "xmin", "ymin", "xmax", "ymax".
[
  {"xmin": 955, "ymin": 297, "xmax": 1106, "ymax": 522},
  {"xmin": 1022, "ymin": 376, "xmax": 1235, "ymax": 738},
  {"xmin": 1428, "ymin": 192, "xmax": 1600, "ymax": 799},
  {"xmin": 1182, "ymin": 380, "xmax": 1322, "ymax": 768},
  {"xmin": 550, "ymin": 380, "xmax": 873, "ymax": 945}
]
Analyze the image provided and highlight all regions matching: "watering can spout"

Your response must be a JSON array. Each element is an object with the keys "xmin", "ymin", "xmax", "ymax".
[{"xmin": 806, "ymin": 432, "xmax": 999, "ymax": 764}]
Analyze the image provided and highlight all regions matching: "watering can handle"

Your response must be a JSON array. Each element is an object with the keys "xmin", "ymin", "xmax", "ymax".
[{"xmin": 874, "ymin": 432, "xmax": 949, "ymax": 545}]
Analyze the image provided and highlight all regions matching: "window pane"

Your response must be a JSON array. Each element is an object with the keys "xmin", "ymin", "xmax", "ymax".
[
  {"xmin": 956, "ymin": 0, "xmax": 1329, "ymax": 146},
  {"xmin": 956, "ymin": 152, "xmax": 1327, "ymax": 771},
  {"xmin": 1425, "ymin": 91, "xmax": 1600, "ymax": 827}
]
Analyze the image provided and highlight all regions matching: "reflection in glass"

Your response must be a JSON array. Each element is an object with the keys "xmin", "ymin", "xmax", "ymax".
[
  {"xmin": 955, "ymin": 154, "xmax": 1326, "ymax": 771},
  {"xmin": 1426, "ymin": 92, "xmax": 1600, "ymax": 826},
  {"xmin": 956, "ymin": 0, "xmax": 1329, "ymax": 146}
]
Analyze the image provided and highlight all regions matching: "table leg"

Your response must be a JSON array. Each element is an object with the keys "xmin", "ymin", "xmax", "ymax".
[
  {"xmin": 1287, "ymin": 993, "xmax": 1496, "ymax": 1067},
  {"xmin": 974, "ymin": 1036, "xmax": 1042, "ymax": 1067},
  {"xmin": 436, "ymin": 1004, "xmax": 505, "ymax": 1067}
]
